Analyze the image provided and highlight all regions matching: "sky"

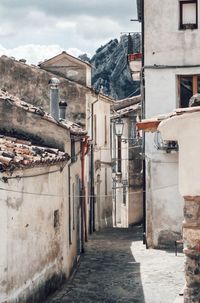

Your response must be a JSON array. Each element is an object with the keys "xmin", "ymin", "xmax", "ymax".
[{"xmin": 0, "ymin": 0, "xmax": 140, "ymax": 64}]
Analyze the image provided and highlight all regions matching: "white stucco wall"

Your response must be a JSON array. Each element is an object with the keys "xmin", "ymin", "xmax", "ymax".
[
  {"xmin": 0, "ymin": 153, "xmax": 83, "ymax": 303},
  {"xmin": 144, "ymin": 0, "xmax": 200, "ymax": 66},
  {"xmin": 0, "ymin": 164, "xmax": 70, "ymax": 303},
  {"xmin": 112, "ymin": 115, "xmax": 143, "ymax": 228},
  {"xmin": 144, "ymin": 68, "xmax": 188, "ymax": 246},
  {"xmin": 144, "ymin": 0, "xmax": 200, "ymax": 246},
  {"xmin": 93, "ymin": 99, "xmax": 113, "ymax": 229},
  {"xmin": 159, "ymin": 112, "xmax": 200, "ymax": 197}
]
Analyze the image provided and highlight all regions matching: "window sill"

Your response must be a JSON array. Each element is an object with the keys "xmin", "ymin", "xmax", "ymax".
[{"xmin": 179, "ymin": 24, "xmax": 198, "ymax": 30}]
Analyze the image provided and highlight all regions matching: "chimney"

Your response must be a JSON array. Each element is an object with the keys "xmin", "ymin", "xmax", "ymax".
[
  {"xmin": 59, "ymin": 100, "xmax": 68, "ymax": 120},
  {"xmin": 49, "ymin": 77, "xmax": 60, "ymax": 121}
]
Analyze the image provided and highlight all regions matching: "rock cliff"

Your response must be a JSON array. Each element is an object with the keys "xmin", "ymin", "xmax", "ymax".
[{"xmin": 80, "ymin": 34, "xmax": 141, "ymax": 100}]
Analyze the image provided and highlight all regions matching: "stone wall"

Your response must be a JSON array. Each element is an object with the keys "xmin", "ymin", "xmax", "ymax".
[{"xmin": 0, "ymin": 56, "xmax": 87, "ymax": 127}]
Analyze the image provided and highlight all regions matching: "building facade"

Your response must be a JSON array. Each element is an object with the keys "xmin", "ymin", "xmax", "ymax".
[
  {"xmin": 0, "ymin": 90, "xmax": 86, "ymax": 303},
  {"xmin": 137, "ymin": 0, "xmax": 200, "ymax": 247},
  {"xmin": 111, "ymin": 96, "xmax": 143, "ymax": 227}
]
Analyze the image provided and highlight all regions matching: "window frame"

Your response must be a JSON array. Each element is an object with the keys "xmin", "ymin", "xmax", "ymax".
[
  {"xmin": 179, "ymin": 0, "xmax": 198, "ymax": 30},
  {"xmin": 177, "ymin": 74, "xmax": 199, "ymax": 107}
]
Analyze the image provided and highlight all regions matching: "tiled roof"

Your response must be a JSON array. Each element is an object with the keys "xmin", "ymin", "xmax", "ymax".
[
  {"xmin": 111, "ymin": 103, "xmax": 141, "ymax": 119},
  {"xmin": 0, "ymin": 89, "xmax": 87, "ymax": 136},
  {"xmin": 113, "ymin": 95, "xmax": 141, "ymax": 111},
  {"xmin": 0, "ymin": 135, "xmax": 70, "ymax": 172}
]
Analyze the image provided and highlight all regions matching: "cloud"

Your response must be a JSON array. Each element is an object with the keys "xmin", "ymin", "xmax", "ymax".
[
  {"xmin": 0, "ymin": 0, "xmax": 140, "ymax": 62},
  {"xmin": 0, "ymin": 44, "xmax": 85, "ymax": 65},
  {"xmin": 0, "ymin": 0, "xmax": 136, "ymax": 20}
]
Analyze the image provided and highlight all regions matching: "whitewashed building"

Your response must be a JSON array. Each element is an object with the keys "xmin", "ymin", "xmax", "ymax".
[
  {"xmin": 0, "ymin": 90, "xmax": 87, "ymax": 303},
  {"xmin": 137, "ymin": 0, "xmax": 200, "ymax": 247},
  {"xmin": 86, "ymin": 92, "xmax": 114, "ymax": 231},
  {"xmin": 111, "ymin": 96, "xmax": 143, "ymax": 228}
]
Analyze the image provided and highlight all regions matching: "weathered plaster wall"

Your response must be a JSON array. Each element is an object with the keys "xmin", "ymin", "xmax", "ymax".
[
  {"xmin": 0, "ymin": 98, "xmax": 71, "ymax": 151},
  {"xmin": 159, "ymin": 112, "xmax": 200, "ymax": 196},
  {"xmin": 93, "ymin": 100, "xmax": 113, "ymax": 229},
  {"xmin": 0, "ymin": 165, "xmax": 69, "ymax": 303},
  {"xmin": 113, "ymin": 114, "xmax": 143, "ymax": 228},
  {"xmin": 67, "ymin": 151, "xmax": 83, "ymax": 270},
  {"xmin": 0, "ymin": 56, "xmax": 87, "ymax": 127},
  {"xmin": 144, "ymin": 0, "xmax": 200, "ymax": 66},
  {"xmin": 40, "ymin": 57, "xmax": 91, "ymax": 88},
  {"xmin": 144, "ymin": 67, "xmax": 200, "ymax": 246},
  {"xmin": 158, "ymin": 111, "xmax": 200, "ymax": 302}
]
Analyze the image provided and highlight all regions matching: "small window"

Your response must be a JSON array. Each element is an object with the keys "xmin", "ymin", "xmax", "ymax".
[
  {"xmin": 71, "ymin": 138, "xmax": 76, "ymax": 163},
  {"xmin": 179, "ymin": 0, "xmax": 198, "ymax": 30},
  {"xmin": 54, "ymin": 210, "xmax": 60, "ymax": 229},
  {"xmin": 104, "ymin": 115, "xmax": 107, "ymax": 145},
  {"xmin": 178, "ymin": 74, "xmax": 200, "ymax": 107},
  {"xmin": 94, "ymin": 114, "xmax": 97, "ymax": 145},
  {"xmin": 123, "ymin": 184, "xmax": 126, "ymax": 205}
]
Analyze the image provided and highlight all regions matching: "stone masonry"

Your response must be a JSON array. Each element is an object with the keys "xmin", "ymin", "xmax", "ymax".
[
  {"xmin": 183, "ymin": 197, "xmax": 200, "ymax": 303},
  {"xmin": 44, "ymin": 226, "xmax": 184, "ymax": 303}
]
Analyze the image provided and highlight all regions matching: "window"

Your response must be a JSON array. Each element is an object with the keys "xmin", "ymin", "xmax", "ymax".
[
  {"xmin": 54, "ymin": 210, "xmax": 60, "ymax": 229},
  {"xmin": 104, "ymin": 115, "xmax": 107, "ymax": 145},
  {"xmin": 94, "ymin": 114, "xmax": 97, "ymax": 145},
  {"xmin": 179, "ymin": 0, "xmax": 198, "ymax": 29},
  {"xmin": 123, "ymin": 184, "xmax": 126, "ymax": 205},
  {"xmin": 178, "ymin": 74, "xmax": 200, "ymax": 107},
  {"xmin": 105, "ymin": 168, "xmax": 107, "ymax": 195},
  {"xmin": 71, "ymin": 137, "xmax": 76, "ymax": 163}
]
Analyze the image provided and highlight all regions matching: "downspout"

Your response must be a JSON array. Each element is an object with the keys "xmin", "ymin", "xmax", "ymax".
[
  {"xmin": 90, "ymin": 97, "xmax": 99, "ymax": 233},
  {"xmin": 141, "ymin": 0, "xmax": 147, "ymax": 246},
  {"xmin": 68, "ymin": 163, "xmax": 72, "ymax": 245},
  {"xmin": 81, "ymin": 137, "xmax": 90, "ymax": 245}
]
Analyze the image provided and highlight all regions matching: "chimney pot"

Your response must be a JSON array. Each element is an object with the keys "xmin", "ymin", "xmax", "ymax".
[
  {"xmin": 49, "ymin": 77, "xmax": 60, "ymax": 121},
  {"xmin": 59, "ymin": 100, "xmax": 68, "ymax": 120}
]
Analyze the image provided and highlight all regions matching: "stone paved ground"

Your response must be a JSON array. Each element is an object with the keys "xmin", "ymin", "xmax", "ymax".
[{"xmin": 44, "ymin": 226, "xmax": 184, "ymax": 303}]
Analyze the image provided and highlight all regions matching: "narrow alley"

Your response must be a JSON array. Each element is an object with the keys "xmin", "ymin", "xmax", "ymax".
[{"xmin": 45, "ymin": 226, "xmax": 184, "ymax": 303}]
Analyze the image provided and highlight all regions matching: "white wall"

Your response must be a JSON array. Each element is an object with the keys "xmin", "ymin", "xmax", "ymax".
[
  {"xmin": 144, "ymin": 66, "xmax": 200, "ymax": 246},
  {"xmin": 0, "ymin": 165, "xmax": 69, "ymax": 303},
  {"xmin": 0, "ymin": 150, "xmax": 83, "ymax": 303},
  {"xmin": 145, "ymin": 0, "xmax": 200, "ymax": 66},
  {"xmin": 159, "ymin": 112, "xmax": 200, "ymax": 197},
  {"xmin": 93, "ymin": 99, "xmax": 113, "ymax": 229},
  {"xmin": 144, "ymin": 0, "xmax": 200, "ymax": 246}
]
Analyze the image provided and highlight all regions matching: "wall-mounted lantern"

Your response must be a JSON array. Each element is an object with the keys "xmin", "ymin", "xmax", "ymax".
[
  {"xmin": 114, "ymin": 118, "xmax": 124, "ymax": 173},
  {"xmin": 114, "ymin": 118, "xmax": 124, "ymax": 136}
]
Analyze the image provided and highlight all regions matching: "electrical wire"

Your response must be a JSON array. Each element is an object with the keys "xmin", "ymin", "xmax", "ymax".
[{"xmin": 0, "ymin": 184, "xmax": 178, "ymax": 198}]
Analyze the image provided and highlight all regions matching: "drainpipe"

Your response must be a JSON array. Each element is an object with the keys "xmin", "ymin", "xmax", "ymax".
[
  {"xmin": 68, "ymin": 163, "xmax": 72, "ymax": 246},
  {"xmin": 81, "ymin": 137, "xmax": 90, "ymax": 244},
  {"xmin": 141, "ymin": 0, "xmax": 147, "ymax": 246},
  {"xmin": 90, "ymin": 98, "xmax": 99, "ymax": 233},
  {"xmin": 49, "ymin": 77, "xmax": 60, "ymax": 121}
]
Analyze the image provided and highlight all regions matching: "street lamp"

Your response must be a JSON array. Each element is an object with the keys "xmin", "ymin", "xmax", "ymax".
[
  {"xmin": 114, "ymin": 118, "xmax": 124, "ymax": 173},
  {"xmin": 115, "ymin": 118, "xmax": 124, "ymax": 136}
]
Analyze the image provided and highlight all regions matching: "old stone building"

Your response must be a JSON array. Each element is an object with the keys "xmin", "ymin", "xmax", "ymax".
[
  {"xmin": 0, "ymin": 54, "xmax": 88, "ymax": 127},
  {"xmin": 0, "ymin": 89, "xmax": 87, "ymax": 303},
  {"xmin": 0, "ymin": 51, "xmax": 115, "ymax": 236}
]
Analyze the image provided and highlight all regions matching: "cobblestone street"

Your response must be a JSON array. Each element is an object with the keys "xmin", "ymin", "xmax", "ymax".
[{"xmin": 45, "ymin": 227, "xmax": 184, "ymax": 303}]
